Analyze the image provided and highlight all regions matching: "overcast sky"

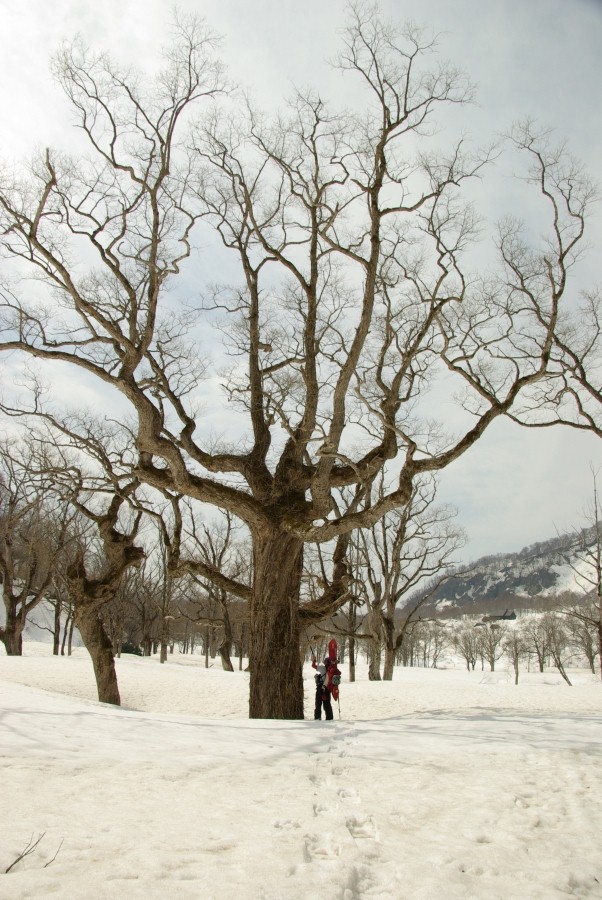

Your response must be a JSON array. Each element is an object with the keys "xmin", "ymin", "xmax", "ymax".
[{"xmin": 1, "ymin": 0, "xmax": 601, "ymax": 563}]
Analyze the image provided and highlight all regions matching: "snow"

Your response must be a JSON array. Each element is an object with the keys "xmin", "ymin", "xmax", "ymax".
[{"xmin": 1, "ymin": 645, "xmax": 601, "ymax": 899}]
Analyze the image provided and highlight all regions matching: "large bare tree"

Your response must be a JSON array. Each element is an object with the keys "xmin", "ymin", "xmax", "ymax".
[{"xmin": 0, "ymin": 8, "xmax": 596, "ymax": 716}]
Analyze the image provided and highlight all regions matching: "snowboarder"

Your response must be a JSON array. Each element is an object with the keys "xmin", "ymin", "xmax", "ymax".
[{"xmin": 311, "ymin": 652, "xmax": 341, "ymax": 720}]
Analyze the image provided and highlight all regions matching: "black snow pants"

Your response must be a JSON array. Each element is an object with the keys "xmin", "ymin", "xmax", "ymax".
[{"xmin": 314, "ymin": 686, "xmax": 333, "ymax": 720}]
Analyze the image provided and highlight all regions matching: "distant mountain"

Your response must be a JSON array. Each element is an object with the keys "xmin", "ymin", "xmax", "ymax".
[{"xmin": 415, "ymin": 527, "xmax": 597, "ymax": 617}]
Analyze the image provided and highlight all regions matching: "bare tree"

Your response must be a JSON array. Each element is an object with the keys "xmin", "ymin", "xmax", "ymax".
[
  {"xmin": 452, "ymin": 623, "xmax": 480, "ymax": 672},
  {"xmin": 24, "ymin": 424, "xmax": 146, "ymax": 702},
  {"xmin": 503, "ymin": 628, "xmax": 529, "ymax": 684},
  {"xmin": 117, "ymin": 564, "xmax": 162, "ymax": 657},
  {"xmin": 0, "ymin": 7, "xmax": 596, "ymax": 716},
  {"xmin": 65, "ymin": 493, "xmax": 144, "ymax": 703},
  {"xmin": 475, "ymin": 621, "xmax": 506, "ymax": 672},
  {"xmin": 143, "ymin": 491, "xmax": 250, "ymax": 670},
  {"xmin": 136, "ymin": 512, "xmax": 186, "ymax": 664},
  {"xmin": 0, "ymin": 440, "xmax": 72, "ymax": 655},
  {"xmin": 521, "ymin": 615, "xmax": 549, "ymax": 674},
  {"xmin": 541, "ymin": 612, "xmax": 573, "ymax": 685},
  {"xmin": 401, "ymin": 619, "xmax": 450, "ymax": 668},
  {"xmin": 558, "ymin": 470, "xmax": 602, "ymax": 679},
  {"xmin": 350, "ymin": 474, "xmax": 464, "ymax": 679},
  {"xmin": 184, "ymin": 509, "xmax": 248, "ymax": 672},
  {"xmin": 564, "ymin": 605, "xmax": 599, "ymax": 674}
]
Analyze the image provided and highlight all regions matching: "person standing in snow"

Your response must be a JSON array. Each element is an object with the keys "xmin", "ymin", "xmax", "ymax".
[{"xmin": 311, "ymin": 653, "xmax": 341, "ymax": 720}]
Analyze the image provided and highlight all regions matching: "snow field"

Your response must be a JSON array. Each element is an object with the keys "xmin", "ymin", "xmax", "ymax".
[{"xmin": 0, "ymin": 645, "xmax": 601, "ymax": 899}]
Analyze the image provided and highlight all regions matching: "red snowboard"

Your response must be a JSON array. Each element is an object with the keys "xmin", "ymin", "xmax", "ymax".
[{"xmin": 328, "ymin": 638, "xmax": 338, "ymax": 662}]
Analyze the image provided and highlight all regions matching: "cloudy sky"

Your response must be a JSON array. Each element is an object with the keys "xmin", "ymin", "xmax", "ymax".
[{"xmin": 1, "ymin": 0, "xmax": 601, "ymax": 562}]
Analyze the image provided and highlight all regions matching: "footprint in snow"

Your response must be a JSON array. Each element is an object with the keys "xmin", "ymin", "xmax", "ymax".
[
  {"xmin": 346, "ymin": 814, "xmax": 379, "ymax": 841},
  {"xmin": 273, "ymin": 818, "xmax": 301, "ymax": 830},
  {"xmin": 304, "ymin": 831, "xmax": 341, "ymax": 861},
  {"xmin": 338, "ymin": 786, "xmax": 360, "ymax": 803}
]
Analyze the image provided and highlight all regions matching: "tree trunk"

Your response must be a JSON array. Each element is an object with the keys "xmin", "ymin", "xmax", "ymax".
[
  {"xmin": 219, "ymin": 641, "xmax": 235, "ymax": 672},
  {"xmin": 1, "ymin": 604, "xmax": 24, "ymax": 656},
  {"xmin": 383, "ymin": 648, "xmax": 395, "ymax": 680},
  {"xmin": 76, "ymin": 606, "xmax": 121, "ymax": 705},
  {"xmin": 218, "ymin": 602, "xmax": 234, "ymax": 671},
  {"xmin": 53, "ymin": 601, "xmax": 61, "ymax": 656},
  {"xmin": 552, "ymin": 654, "xmax": 572, "ymax": 686},
  {"xmin": 348, "ymin": 636, "xmax": 356, "ymax": 683},
  {"xmin": 248, "ymin": 529, "xmax": 304, "ymax": 719},
  {"xmin": 348, "ymin": 602, "xmax": 356, "ymax": 683},
  {"xmin": 67, "ymin": 614, "xmax": 75, "ymax": 655},
  {"xmin": 60, "ymin": 620, "xmax": 68, "ymax": 656}
]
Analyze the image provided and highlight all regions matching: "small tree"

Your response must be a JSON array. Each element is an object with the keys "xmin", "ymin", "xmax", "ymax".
[
  {"xmin": 350, "ymin": 474, "xmax": 464, "ymax": 679},
  {"xmin": 521, "ymin": 615, "xmax": 549, "ymax": 673},
  {"xmin": 503, "ymin": 628, "xmax": 529, "ymax": 684},
  {"xmin": 65, "ymin": 494, "xmax": 144, "ymax": 704},
  {"xmin": 541, "ymin": 612, "xmax": 573, "ymax": 686},
  {"xmin": 180, "ymin": 507, "xmax": 249, "ymax": 672},
  {"xmin": 477, "ymin": 622, "xmax": 507, "ymax": 672},
  {"xmin": 565, "ymin": 604, "xmax": 599, "ymax": 674},
  {"xmin": 452, "ymin": 623, "xmax": 480, "ymax": 672},
  {"xmin": 26, "ymin": 424, "xmax": 146, "ymax": 703},
  {"xmin": 407, "ymin": 620, "xmax": 450, "ymax": 668}
]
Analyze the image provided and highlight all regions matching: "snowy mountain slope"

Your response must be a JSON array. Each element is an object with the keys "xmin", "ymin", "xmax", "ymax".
[{"xmin": 417, "ymin": 528, "xmax": 599, "ymax": 615}]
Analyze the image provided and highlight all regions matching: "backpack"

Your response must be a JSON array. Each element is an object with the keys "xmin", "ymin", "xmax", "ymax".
[{"xmin": 314, "ymin": 664, "xmax": 326, "ymax": 688}]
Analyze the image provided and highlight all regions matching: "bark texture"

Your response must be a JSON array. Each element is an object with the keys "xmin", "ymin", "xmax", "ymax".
[
  {"xmin": 76, "ymin": 605, "xmax": 121, "ymax": 705},
  {"xmin": 249, "ymin": 530, "xmax": 304, "ymax": 718},
  {"xmin": 0, "ymin": 607, "xmax": 24, "ymax": 656}
]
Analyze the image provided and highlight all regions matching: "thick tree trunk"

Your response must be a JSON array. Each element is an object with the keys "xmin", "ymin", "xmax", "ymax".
[
  {"xmin": 160, "ymin": 639, "xmax": 168, "ymax": 663},
  {"xmin": 383, "ymin": 643, "xmax": 396, "ymax": 680},
  {"xmin": 1, "ymin": 605, "xmax": 24, "ymax": 656},
  {"xmin": 382, "ymin": 613, "xmax": 397, "ymax": 680},
  {"xmin": 366, "ymin": 607, "xmax": 383, "ymax": 680},
  {"xmin": 249, "ymin": 529, "xmax": 304, "ymax": 719},
  {"xmin": 76, "ymin": 606, "xmax": 121, "ymax": 705},
  {"xmin": 368, "ymin": 643, "xmax": 382, "ymax": 680}
]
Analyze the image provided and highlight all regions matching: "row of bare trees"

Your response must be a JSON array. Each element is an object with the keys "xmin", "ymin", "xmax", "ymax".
[
  {"xmin": 0, "ymin": 4, "xmax": 600, "ymax": 716},
  {"xmin": 457, "ymin": 610, "xmax": 600, "ymax": 686},
  {"xmin": 0, "ymin": 433, "xmax": 252, "ymax": 700},
  {"xmin": 343, "ymin": 610, "xmax": 600, "ymax": 684},
  {"xmin": 3, "ymin": 420, "xmax": 602, "ymax": 704}
]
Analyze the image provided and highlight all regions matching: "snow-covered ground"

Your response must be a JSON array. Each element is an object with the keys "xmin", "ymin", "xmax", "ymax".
[{"xmin": 1, "ymin": 645, "xmax": 601, "ymax": 899}]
